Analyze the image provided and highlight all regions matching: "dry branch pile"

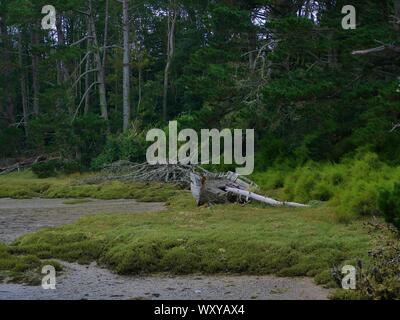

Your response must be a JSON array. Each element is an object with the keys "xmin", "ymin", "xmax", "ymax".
[{"xmin": 85, "ymin": 161, "xmax": 210, "ymax": 187}]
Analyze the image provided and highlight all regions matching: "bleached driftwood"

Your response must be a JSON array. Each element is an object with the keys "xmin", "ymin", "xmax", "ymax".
[
  {"xmin": 190, "ymin": 172, "xmax": 307, "ymax": 207},
  {"xmin": 225, "ymin": 187, "xmax": 309, "ymax": 208}
]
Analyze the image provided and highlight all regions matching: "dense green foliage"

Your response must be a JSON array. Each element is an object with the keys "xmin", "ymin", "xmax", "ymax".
[
  {"xmin": 379, "ymin": 184, "xmax": 400, "ymax": 230},
  {"xmin": 32, "ymin": 159, "xmax": 81, "ymax": 178},
  {"xmin": 1, "ymin": 0, "xmax": 399, "ymax": 161},
  {"xmin": 254, "ymin": 152, "xmax": 400, "ymax": 221},
  {"xmin": 357, "ymin": 224, "xmax": 400, "ymax": 300},
  {"xmin": 0, "ymin": 1, "xmax": 399, "ymax": 216},
  {"xmin": 1, "ymin": 1, "xmax": 400, "ymax": 299}
]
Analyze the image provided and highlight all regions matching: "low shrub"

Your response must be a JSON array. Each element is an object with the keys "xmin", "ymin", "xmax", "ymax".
[
  {"xmin": 378, "ymin": 183, "xmax": 400, "ymax": 230},
  {"xmin": 332, "ymin": 223, "xmax": 400, "ymax": 300},
  {"xmin": 255, "ymin": 152, "xmax": 400, "ymax": 220},
  {"xmin": 32, "ymin": 160, "xmax": 81, "ymax": 179},
  {"xmin": 91, "ymin": 130, "xmax": 147, "ymax": 170}
]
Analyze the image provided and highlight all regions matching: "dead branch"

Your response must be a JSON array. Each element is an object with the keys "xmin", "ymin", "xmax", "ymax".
[
  {"xmin": 352, "ymin": 44, "xmax": 400, "ymax": 56},
  {"xmin": 0, "ymin": 155, "xmax": 61, "ymax": 175}
]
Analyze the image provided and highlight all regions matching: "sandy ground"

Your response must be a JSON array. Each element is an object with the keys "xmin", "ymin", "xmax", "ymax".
[
  {"xmin": 0, "ymin": 198, "xmax": 165, "ymax": 243},
  {"xmin": 0, "ymin": 198, "xmax": 330, "ymax": 300},
  {"xmin": 0, "ymin": 262, "xmax": 329, "ymax": 300}
]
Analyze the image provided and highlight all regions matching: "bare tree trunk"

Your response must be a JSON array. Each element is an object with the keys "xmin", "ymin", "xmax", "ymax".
[
  {"xmin": 88, "ymin": 0, "xmax": 108, "ymax": 122},
  {"xmin": 327, "ymin": 32, "xmax": 337, "ymax": 67},
  {"xmin": 18, "ymin": 31, "xmax": 29, "ymax": 137},
  {"xmin": 137, "ymin": 66, "xmax": 142, "ymax": 114},
  {"xmin": 0, "ymin": 15, "xmax": 15, "ymax": 125},
  {"xmin": 55, "ymin": 13, "xmax": 73, "ymax": 114},
  {"xmin": 122, "ymin": 0, "xmax": 131, "ymax": 131},
  {"xmin": 395, "ymin": 0, "xmax": 400, "ymax": 32},
  {"xmin": 56, "ymin": 15, "xmax": 70, "ymax": 84},
  {"xmin": 162, "ymin": 0, "xmax": 177, "ymax": 122},
  {"xmin": 84, "ymin": 23, "xmax": 92, "ymax": 115},
  {"xmin": 248, "ymin": 27, "xmax": 257, "ymax": 72},
  {"xmin": 102, "ymin": 0, "xmax": 109, "ymax": 69},
  {"xmin": 6, "ymin": 96, "xmax": 15, "ymax": 125},
  {"xmin": 31, "ymin": 32, "xmax": 40, "ymax": 116}
]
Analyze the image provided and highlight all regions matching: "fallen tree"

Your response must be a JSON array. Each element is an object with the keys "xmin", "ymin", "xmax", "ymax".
[
  {"xmin": 225, "ymin": 187, "xmax": 309, "ymax": 208},
  {"xmin": 190, "ymin": 172, "xmax": 308, "ymax": 207},
  {"xmin": 87, "ymin": 161, "xmax": 308, "ymax": 208}
]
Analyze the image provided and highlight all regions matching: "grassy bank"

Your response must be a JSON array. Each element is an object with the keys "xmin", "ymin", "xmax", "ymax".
[
  {"xmin": 0, "ymin": 243, "xmax": 63, "ymax": 285},
  {"xmin": 0, "ymin": 171, "xmax": 178, "ymax": 202},
  {"xmin": 0, "ymin": 170, "xmax": 392, "ymax": 299}
]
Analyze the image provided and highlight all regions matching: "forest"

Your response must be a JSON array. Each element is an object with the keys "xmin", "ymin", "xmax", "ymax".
[
  {"xmin": 0, "ymin": 0, "xmax": 400, "ymax": 300},
  {"xmin": 1, "ymin": 0, "xmax": 400, "ymax": 218}
]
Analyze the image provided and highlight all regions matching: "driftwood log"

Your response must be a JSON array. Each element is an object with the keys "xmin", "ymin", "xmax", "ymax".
[
  {"xmin": 190, "ymin": 172, "xmax": 308, "ymax": 208},
  {"xmin": 225, "ymin": 187, "xmax": 308, "ymax": 208}
]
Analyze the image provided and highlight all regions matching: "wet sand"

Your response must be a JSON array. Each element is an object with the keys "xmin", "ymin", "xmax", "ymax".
[{"xmin": 0, "ymin": 262, "xmax": 329, "ymax": 300}]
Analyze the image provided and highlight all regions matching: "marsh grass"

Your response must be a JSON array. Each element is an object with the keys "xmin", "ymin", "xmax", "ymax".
[
  {"xmin": 0, "ymin": 170, "xmax": 389, "ymax": 293},
  {"xmin": 252, "ymin": 153, "xmax": 400, "ymax": 222},
  {"xmin": 0, "ymin": 171, "xmax": 178, "ymax": 202},
  {"xmin": 7, "ymin": 193, "xmax": 380, "ymax": 288},
  {"xmin": 0, "ymin": 243, "xmax": 62, "ymax": 285}
]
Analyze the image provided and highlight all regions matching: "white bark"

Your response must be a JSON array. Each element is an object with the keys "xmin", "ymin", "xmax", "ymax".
[
  {"xmin": 162, "ymin": 0, "xmax": 177, "ymax": 122},
  {"xmin": 18, "ymin": 31, "xmax": 29, "ymax": 137},
  {"xmin": 122, "ymin": 0, "xmax": 131, "ymax": 131},
  {"xmin": 31, "ymin": 32, "xmax": 40, "ymax": 116},
  {"xmin": 225, "ymin": 187, "xmax": 309, "ymax": 208},
  {"xmin": 88, "ymin": 0, "xmax": 108, "ymax": 121}
]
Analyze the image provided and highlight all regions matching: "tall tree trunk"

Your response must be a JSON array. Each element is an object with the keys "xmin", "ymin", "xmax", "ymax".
[
  {"xmin": 102, "ymin": 0, "xmax": 109, "ymax": 69},
  {"xmin": 18, "ymin": 31, "xmax": 29, "ymax": 137},
  {"xmin": 84, "ymin": 27, "xmax": 92, "ymax": 115},
  {"xmin": 162, "ymin": 0, "xmax": 177, "ymax": 122},
  {"xmin": 88, "ymin": 0, "xmax": 108, "ymax": 122},
  {"xmin": 6, "ymin": 96, "xmax": 15, "ymax": 125},
  {"xmin": 122, "ymin": 0, "xmax": 131, "ymax": 131},
  {"xmin": 137, "ymin": 66, "xmax": 142, "ymax": 114},
  {"xmin": 56, "ymin": 15, "xmax": 70, "ymax": 84},
  {"xmin": 248, "ymin": 28, "xmax": 257, "ymax": 72},
  {"xmin": 55, "ymin": 13, "xmax": 72, "ymax": 114},
  {"xmin": 395, "ymin": 0, "xmax": 400, "ymax": 32},
  {"xmin": 0, "ymin": 15, "xmax": 15, "ymax": 125},
  {"xmin": 31, "ymin": 32, "xmax": 40, "ymax": 116}
]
